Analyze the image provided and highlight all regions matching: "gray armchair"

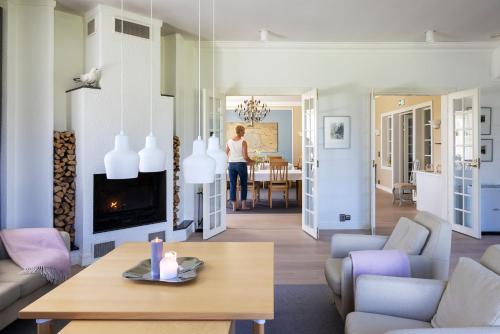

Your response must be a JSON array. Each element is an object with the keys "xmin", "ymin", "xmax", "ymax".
[
  {"xmin": 325, "ymin": 211, "xmax": 451, "ymax": 318},
  {"xmin": 345, "ymin": 244, "xmax": 500, "ymax": 334}
]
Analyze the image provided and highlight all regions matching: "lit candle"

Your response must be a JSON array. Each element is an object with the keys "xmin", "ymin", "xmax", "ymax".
[
  {"xmin": 160, "ymin": 251, "xmax": 179, "ymax": 280},
  {"xmin": 150, "ymin": 237, "xmax": 163, "ymax": 279}
]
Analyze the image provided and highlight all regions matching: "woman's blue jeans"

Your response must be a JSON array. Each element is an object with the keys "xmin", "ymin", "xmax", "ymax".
[{"xmin": 228, "ymin": 162, "xmax": 247, "ymax": 202}]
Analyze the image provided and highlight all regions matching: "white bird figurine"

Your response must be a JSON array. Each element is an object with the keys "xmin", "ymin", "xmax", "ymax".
[{"xmin": 74, "ymin": 68, "xmax": 100, "ymax": 87}]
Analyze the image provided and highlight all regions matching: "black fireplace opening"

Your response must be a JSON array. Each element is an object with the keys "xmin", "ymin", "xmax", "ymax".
[{"xmin": 93, "ymin": 171, "xmax": 166, "ymax": 234}]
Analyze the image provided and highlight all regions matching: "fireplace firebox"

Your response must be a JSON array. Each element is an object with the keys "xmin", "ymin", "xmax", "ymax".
[{"xmin": 93, "ymin": 171, "xmax": 166, "ymax": 233}]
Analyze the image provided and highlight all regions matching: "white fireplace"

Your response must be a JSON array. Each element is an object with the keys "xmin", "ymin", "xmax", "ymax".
[{"xmin": 69, "ymin": 5, "xmax": 174, "ymax": 265}]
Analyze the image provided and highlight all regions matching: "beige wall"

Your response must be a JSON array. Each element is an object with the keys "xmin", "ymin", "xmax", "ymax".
[
  {"xmin": 375, "ymin": 96, "xmax": 442, "ymax": 189},
  {"xmin": 292, "ymin": 106, "xmax": 302, "ymax": 166}
]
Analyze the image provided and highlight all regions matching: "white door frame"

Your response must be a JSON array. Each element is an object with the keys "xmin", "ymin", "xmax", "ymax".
[
  {"xmin": 301, "ymin": 89, "xmax": 319, "ymax": 239},
  {"xmin": 202, "ymin": 89, "xmax": 227, "ymax": 239},
  {"xmin": 447, "ymin": 88, "xmax": 481, "ymax": 239}
]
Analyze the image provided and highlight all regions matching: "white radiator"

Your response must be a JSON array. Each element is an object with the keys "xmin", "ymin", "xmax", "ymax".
[{"xmin": 481, "ymin": 185, "xmax": 500, "ymax": 232}]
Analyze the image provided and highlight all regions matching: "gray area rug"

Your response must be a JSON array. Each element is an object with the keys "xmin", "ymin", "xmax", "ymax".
[
  {"xmin": 227, "ymin": 188, "xmax": 302, "ymax": 214},
  {"xmin": 1, "ymin": 285, "xmax": 343, "ymax": 334}
]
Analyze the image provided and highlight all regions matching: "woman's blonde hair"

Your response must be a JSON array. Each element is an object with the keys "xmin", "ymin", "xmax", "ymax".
[{"xmin": 235, "ymin": 125, "xmax": 245, "ymax": 136}]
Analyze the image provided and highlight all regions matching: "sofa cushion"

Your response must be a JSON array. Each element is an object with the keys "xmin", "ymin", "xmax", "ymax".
[
  {"xmin": 345, "ymin": 312, "xmax": 431, "ymax": 334},
  {"xmin": 325, "ymin": 258, "xmax": 342, "ymax": 295},
  {"xmin": 0, "ymin": 260, "xmax": 48, "ymax": 297},
  {"xmin": 0, "ymin": 282, "xmax": 20, "ymax": 311},
  {"xmin": 432, "ymin": 257, "xmax": 500, "ymax": 328},
  {"xmin": 383, "ymin": 218, "xmax": 429, "ymax": 255},
  {"xmin": 0, "ymin": 238, "xmax": 7, "ymax": 260},
  {"xmin": 480, "ymin": 245, "xmax": 500, "ymax": 275}
]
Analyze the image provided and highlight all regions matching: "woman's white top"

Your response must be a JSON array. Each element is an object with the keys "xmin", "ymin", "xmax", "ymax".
[{"xmin": 226, "ymin": 138, "xmax": 246, "ymax": 163}]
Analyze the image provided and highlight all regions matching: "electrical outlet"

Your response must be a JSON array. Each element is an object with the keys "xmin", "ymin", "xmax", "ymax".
[
  {"xmin": 345, "ymin": 214, "xmax": 351, "ymax": 221},
  {"xmin": 339, "ymin": 214, "xmax": 346, "ymax": 222}
]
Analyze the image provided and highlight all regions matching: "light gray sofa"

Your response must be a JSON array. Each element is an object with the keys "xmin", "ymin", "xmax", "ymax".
[
  {"xmin": 0, "ymin": 231, "xmax": 70, "ymax": 331},
  {"xmin": 345, "ymin": 244, "xmax": 500, "ymax": 334},
  {"xmin": 325, "ymin": 212, "xmax": 452, "ymax": 318}
]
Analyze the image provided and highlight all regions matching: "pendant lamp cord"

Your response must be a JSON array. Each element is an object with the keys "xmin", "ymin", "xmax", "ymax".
[
  {"xmin": 198, "ymin": 0, "xmax": 201, "ymax": 137},
  {"xmin": 120, "ymin": 0, "xmax": 124, "ymax": 135},
  {"xmin": 149, "ymin": 0, "xmax": 153, "ymax": 136},
  {"xmin": 212, "ymin": 0, "xmax": 215, "ymax": 131}
]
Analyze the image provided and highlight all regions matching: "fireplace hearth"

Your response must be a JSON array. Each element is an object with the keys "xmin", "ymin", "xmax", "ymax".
[{"xmin": 93, "ymin": 171, "xmax": 166, "ymax": 233}]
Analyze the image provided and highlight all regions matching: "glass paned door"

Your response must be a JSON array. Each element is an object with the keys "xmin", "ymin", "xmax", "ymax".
[
  {"xmin": 301, "ymin": 89, "xmax": 318, "ymax": 239},
  {"xmin": 448, "ymin": 89, "xmax": 481, "ymax": 239},
  {"xmin": 202, "ymin": 89, "xmax": 226, "ymax": 239}
]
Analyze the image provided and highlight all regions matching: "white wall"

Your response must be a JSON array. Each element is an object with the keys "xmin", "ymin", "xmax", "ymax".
[
  {"xmin": 54, "ymin": 10, "xmax": 84, "ymax": 131},
  {"xmin": 493, "ymin": 47, "xmax": 500, "ymax": 80},
  {"xmin": 161, "ymin": 33, "xmax": 200, "ymax": 222},
  {"xmin": 211, "ymin": 41, "xmax": 499, "ymax": 229},
  {"xmin": 1, "ymin": 0, "xmax": 55, "ymax": 230},
  {"xmin": 480, "ymin": 86, "xmax": 500, "ymax": 185}
]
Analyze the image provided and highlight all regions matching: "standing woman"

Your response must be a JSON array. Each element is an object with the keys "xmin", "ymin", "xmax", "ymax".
[{"xmin": 226, "ymin": 125, "xmax": 253, "ymax": 211}]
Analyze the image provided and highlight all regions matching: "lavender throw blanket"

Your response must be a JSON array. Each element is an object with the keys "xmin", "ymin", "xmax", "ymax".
[
  {"xmin": 350, "ymin": 250, "xmax": 410, "ymax": 291},
  {"xmin": 0, "ymin": 228, "xmax": 70, "ymax": 284}
]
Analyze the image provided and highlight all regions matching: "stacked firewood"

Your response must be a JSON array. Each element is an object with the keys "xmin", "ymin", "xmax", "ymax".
[
  {"xmin": 173, "ymin": 136, "xmax": 181, "ymax": 228},
  {"xmin": 53, "ymin": 131, "xmax": 76, "ymax": 244}
]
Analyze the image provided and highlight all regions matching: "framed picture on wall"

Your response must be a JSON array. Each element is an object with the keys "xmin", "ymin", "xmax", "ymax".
[
  {"xmin": 324, "ymin": 116, "xmax": 350, "ymax": 149},
  {"xmin": 481, "ymin": 107, "xmax": 492, "ymax": 135},
  {"xmin": 481, "ymin": 139, "xmax": 493, "ymax": 162}
]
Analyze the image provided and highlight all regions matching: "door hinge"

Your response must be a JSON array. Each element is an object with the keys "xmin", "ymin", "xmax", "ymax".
[
  {"xmin": 316, "ymin": 160, "xmax": 319, "ymax": 168},
  {"xmin": 372, "ymin": 160, "xmax": 376, "ymax": 168}
]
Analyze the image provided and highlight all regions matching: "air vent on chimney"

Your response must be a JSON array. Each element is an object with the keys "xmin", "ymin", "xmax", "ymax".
[
  {"xmin": 115, "ymin": 19, "xmax": 150, "ymax": 39},
  {"xmin": 94, "ymin": 241, "xmax": 115, "ymax": 258},
  {"xmin": 87, "ymin": 19, "xmax": 96, "ymax": 36}
]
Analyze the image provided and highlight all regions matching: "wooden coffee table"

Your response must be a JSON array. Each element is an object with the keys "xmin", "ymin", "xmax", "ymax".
[{"xmin": 20, "ymin": 242, "xmax": 274, "ymax": 334}]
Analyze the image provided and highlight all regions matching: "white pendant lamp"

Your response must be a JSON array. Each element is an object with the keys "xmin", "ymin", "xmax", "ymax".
[
  {"xmin": 206, "ymin": 0, "xmax": 227, "ymax": 174},
  {"xmin": 104, "ymin": 0, "xmax": 139, "ymax": 179},
  {"xmin": 182, "ymin": 0, "xmax": 216, "ymax": 184},
  {"xmin": 139, "ymin": 0, "xmax": 166, "ymax": 173}
]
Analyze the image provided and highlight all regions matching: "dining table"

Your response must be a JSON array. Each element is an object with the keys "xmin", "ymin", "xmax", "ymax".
[{"xmin": 226, "ymin": 164, "xmax": 302, "ymax": 205}]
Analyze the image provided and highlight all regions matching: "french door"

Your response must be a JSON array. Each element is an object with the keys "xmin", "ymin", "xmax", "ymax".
[
  {"xmin": 301, "ymin": 89, "xmax": 319, "ymax": 239},
  {"xmin": 448, "ymin": 88, "xmax": 481, "ymax": 239},
  {"xmin": 202, "ymin": 89, "xmax": 226, "ymax": 239},
  {"xmin": 370, "ymin": 90, "xmax": 376, "ymax": 234}
]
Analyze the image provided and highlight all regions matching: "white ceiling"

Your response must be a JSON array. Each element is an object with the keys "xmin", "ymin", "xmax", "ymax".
[{"xmin": 56, "ymin": 0, "xmax": 500, "ymax": 42}]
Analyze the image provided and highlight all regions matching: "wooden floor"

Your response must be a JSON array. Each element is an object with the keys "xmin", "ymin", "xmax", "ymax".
[{"xmin": 189, "ymin": 189, "xmax": 500, "ymax": 284}]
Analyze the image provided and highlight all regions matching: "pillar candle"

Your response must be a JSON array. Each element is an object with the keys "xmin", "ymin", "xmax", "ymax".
[
  {"xmin": 150, "ymin": 237, "xmax": 163, "ymax": 279},
  {"xmin": 160, "ymin": 251, "xmax": 179, "ymax": 280}
]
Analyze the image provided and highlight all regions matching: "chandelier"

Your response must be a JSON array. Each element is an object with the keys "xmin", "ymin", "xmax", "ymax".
[{"xmin": 234, "ymin": 96, "xmax": 270, "ymax": 127}]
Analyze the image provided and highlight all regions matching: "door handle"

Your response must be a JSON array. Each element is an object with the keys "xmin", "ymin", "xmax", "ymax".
[{"xmin": 470, "ymin": 158, "xmax": 481, "ymax": 169}]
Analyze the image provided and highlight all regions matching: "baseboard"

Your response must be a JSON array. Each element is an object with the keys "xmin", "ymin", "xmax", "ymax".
[{"xmin": 376, "ymin": 184, "xmax": 393, "ymax": 193}]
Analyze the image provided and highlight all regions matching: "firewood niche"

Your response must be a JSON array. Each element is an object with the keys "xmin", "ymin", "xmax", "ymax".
[
  {"xmin": 53, "ymin": 131, "xmax": 77, "ymax": 248},
  {"xmin": 173, "ymin": 135, "xmax": 180, "ymax": 228}
]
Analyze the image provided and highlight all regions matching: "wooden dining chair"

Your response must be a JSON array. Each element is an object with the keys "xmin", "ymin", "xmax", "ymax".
[
  {"xmin": 226, "ymin": 163, "xmax": 259, "ymax": 208},
  {"xmin": 247, "ymin": 161, "xmax": 260, "ymax": 208},
  {"xmin": 268, "ymin": 155, "xmax": 283, "ymax": 162},
  {"xmin": 268, "ymin": 161, "xmax": 289, "ymax": 208}
]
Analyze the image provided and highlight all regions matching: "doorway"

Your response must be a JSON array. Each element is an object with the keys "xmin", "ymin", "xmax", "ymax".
[
  {"xmin": 200, "ymin": 91, "xmax": 319, "ymax": 240},
  {"xmin": 224, "ymin": 95, "xmax": 303, "ymax": 214},
  {"xmin": 370, "ymin": 89, "xmax": 485, "ymax": 239}
]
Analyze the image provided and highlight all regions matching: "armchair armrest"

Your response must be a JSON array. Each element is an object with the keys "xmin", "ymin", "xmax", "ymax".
[
  {"xmin": 408, "ymin": 255, "xmax": 434, "ymax": 278},
  {"xmin": 58, "ymin": 231, "xmax": 71, "ymax": 252},
  {"xmin": 386, "ymin": 328, "xmax": 500, "ymax": 334},
  {"xmin": 355, "ymin": 275, "xmax": 446, "ymax": 322},
  {"xmin": 330, "ymin": 234, "xmax": 388, "ymax": 258}
]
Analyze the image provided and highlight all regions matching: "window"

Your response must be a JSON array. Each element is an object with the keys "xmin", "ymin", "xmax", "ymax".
[
  {"xmin": 381, "ymin": 114, "xmax": 393, "ymax": 168},
  {"xmin": 423, "ymin": 108, "xmax": 432, "ymax": 167}
]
